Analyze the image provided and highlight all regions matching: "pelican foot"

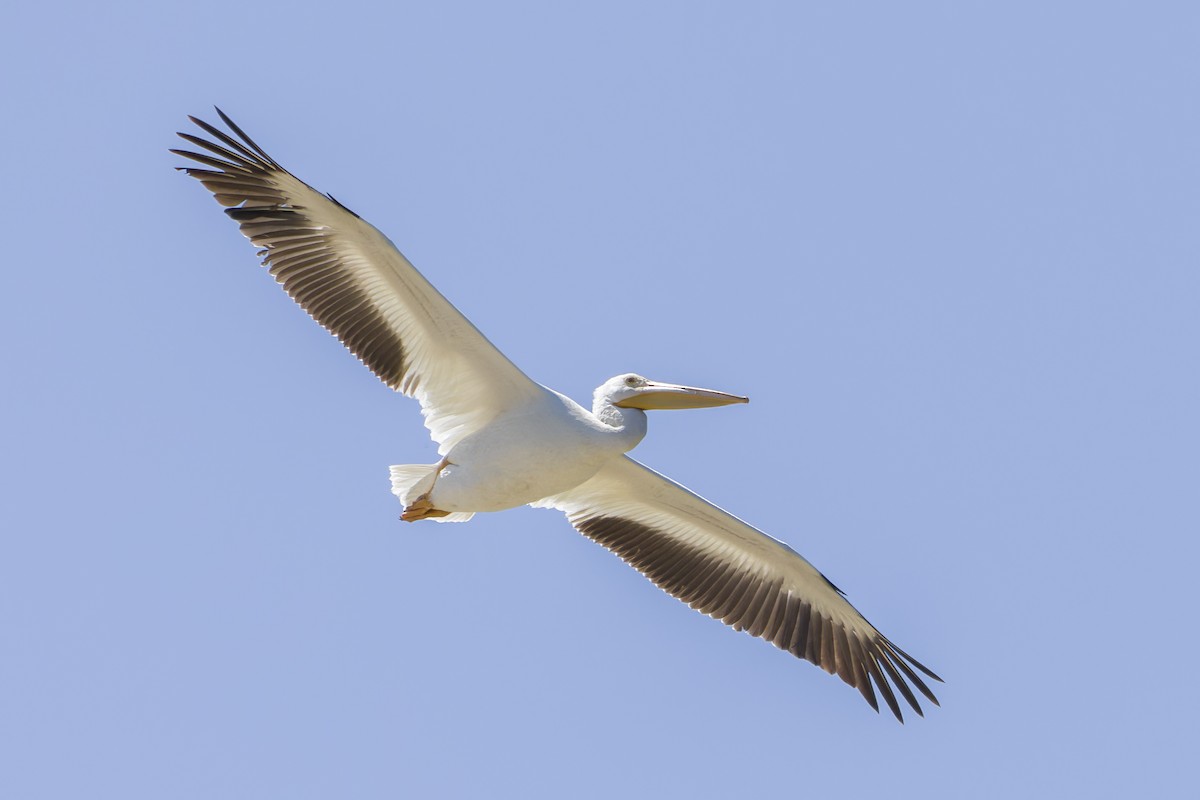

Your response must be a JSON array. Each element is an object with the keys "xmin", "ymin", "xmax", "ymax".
[{"xmin": 401, "ymin": 495, "xmax": 452, "ymax": 522}]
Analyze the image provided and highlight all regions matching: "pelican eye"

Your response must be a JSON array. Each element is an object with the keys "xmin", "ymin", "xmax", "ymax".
[{"xmin": 625, "ymin": 376, "xmax": 641, "ymax": 387}]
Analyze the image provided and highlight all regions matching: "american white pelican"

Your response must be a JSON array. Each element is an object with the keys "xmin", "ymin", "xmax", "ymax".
[{"xmin": 174, "ymin": 110, "xmax": 942, "ymax": 721}]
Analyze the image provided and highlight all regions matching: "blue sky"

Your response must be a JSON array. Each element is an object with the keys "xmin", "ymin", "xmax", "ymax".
[{"xmin": 3, "ymin": 2, "xmax": 1197, "ymax": 797}]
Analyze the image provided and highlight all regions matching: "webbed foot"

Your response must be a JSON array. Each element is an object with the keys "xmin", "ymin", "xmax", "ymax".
[{"xmin": 401, "ymin": 494, "xmax": 452, "ymax": 522}]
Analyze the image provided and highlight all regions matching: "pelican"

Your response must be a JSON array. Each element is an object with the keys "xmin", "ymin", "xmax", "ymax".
[{"xmin": 174, "ymin": 110, "xmax": 942, "ymax": 721}]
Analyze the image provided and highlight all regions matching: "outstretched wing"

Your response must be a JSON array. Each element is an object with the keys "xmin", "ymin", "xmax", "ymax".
[
  {"xmin": 174, "ymin": 109, "xmax": 545, "ymax": 452},
  {"xmin": 536, "ymin": 456, "xmax": 942, "ymax": 721}
]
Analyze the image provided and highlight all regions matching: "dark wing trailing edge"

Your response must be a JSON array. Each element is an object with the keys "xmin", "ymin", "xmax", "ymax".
[
  {"xmin": 173, "ymin": 109, "xmax": 543, "ymax": 453},
  {"xmin": 538, "ymin": 456, "xmax": 942, "ymax": 722}
]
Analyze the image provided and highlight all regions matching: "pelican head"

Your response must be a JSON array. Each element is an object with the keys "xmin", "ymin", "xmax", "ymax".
[{"xmin": 602, "ymin": 373, "xmax": 749, "ymax": 410}]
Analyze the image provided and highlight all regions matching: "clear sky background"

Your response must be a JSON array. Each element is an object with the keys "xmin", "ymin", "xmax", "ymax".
[{"xmin": 3, "ymin": 2, "xmax": 1197, "ymax": 797}]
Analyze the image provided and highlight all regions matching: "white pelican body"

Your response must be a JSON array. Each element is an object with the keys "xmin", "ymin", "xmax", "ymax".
[
  {"xmin": 397, "ymin": 376, "xmax": 747, "ymax": 517},
  {"xmin": 175, "ymin": 110, "xmax": 942, "ymax": 721},
  {"xmin": 413, "ymin": 386, "xmax": 644, "ymax": 515}
]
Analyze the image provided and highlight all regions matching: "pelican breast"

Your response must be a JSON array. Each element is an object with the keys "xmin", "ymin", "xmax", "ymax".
[{"xmin": 431, "ymin": 389, "xmax": 636, "ymax": 512}]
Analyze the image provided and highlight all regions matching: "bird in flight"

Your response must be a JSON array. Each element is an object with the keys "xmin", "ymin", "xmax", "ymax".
[{"xmin": 174, "ymin": 110, "xmax": 941, "ymax": 721}]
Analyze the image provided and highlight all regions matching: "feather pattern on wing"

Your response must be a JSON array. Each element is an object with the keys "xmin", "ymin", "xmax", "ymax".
[
  {"xmin": 536, "ymin": 456, "xmax": 942, "ymax": 721},
  {"xmin": 173, "ymin": 109, "xmax": 544, "ymax": 452}
]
